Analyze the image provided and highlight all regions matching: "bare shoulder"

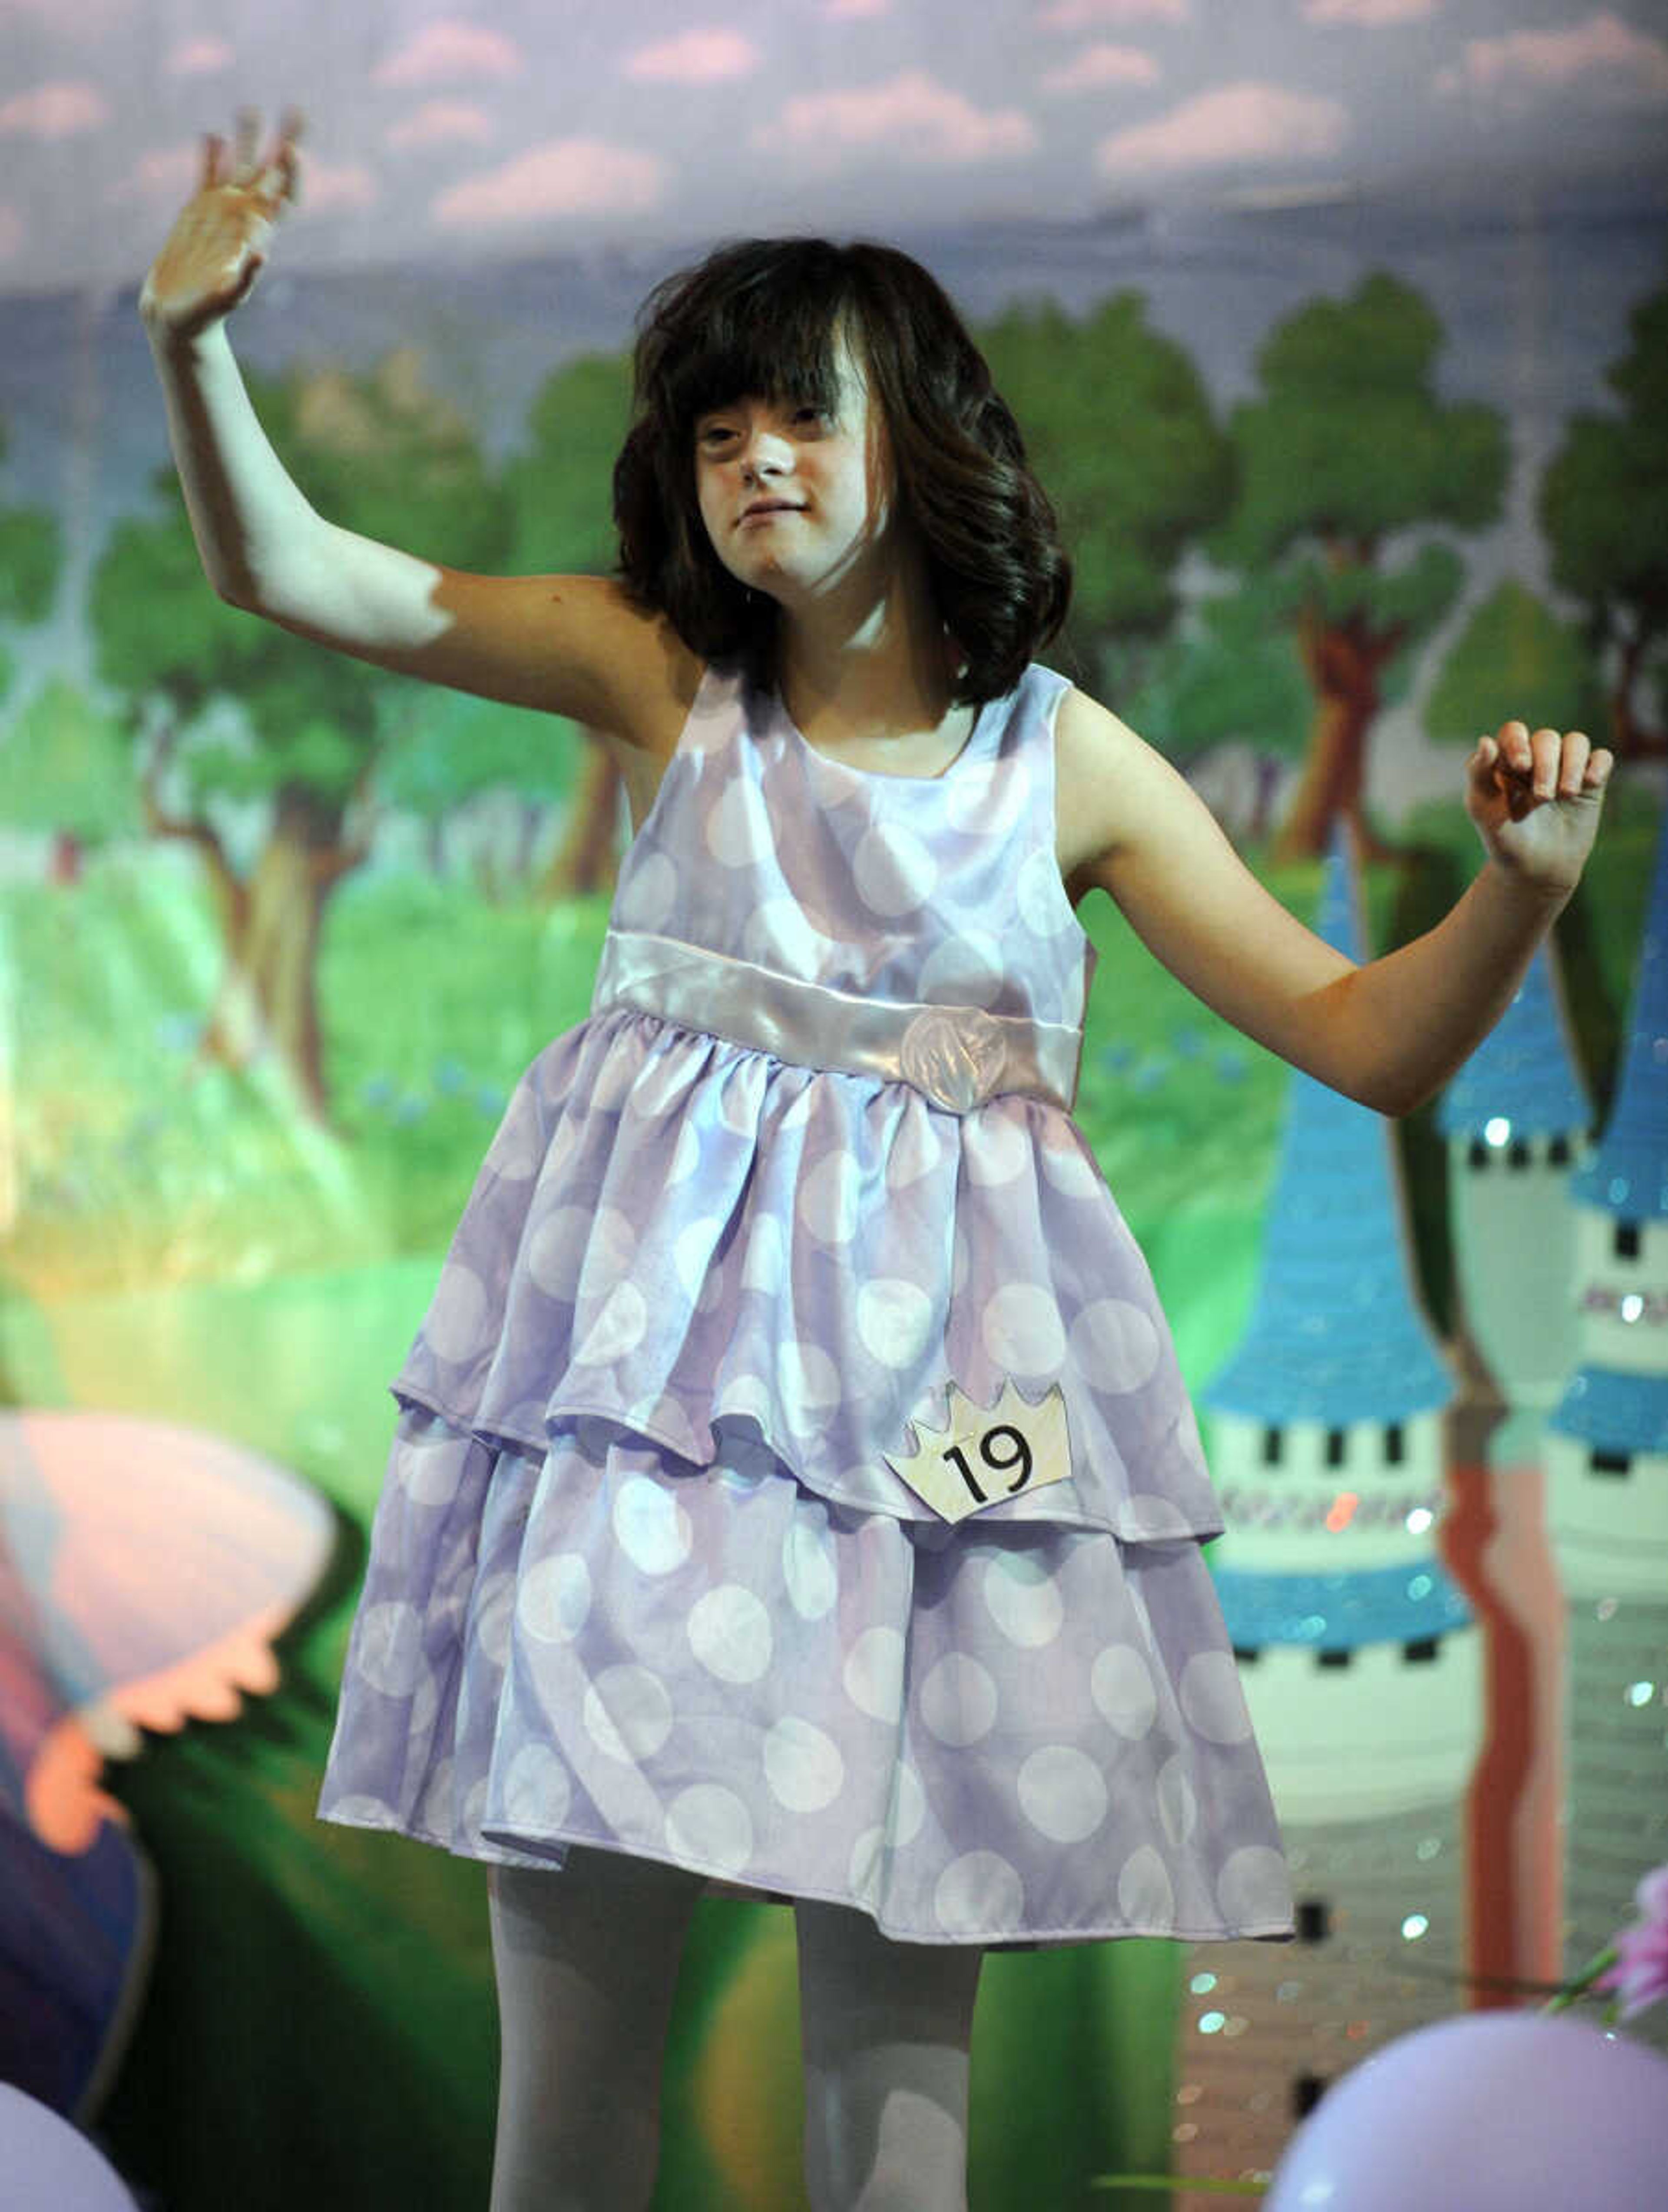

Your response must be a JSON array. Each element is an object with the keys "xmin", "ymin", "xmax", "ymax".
[{"xmin": 1053, "ymin": 683, "xmax": 1195, "ymax": 884}]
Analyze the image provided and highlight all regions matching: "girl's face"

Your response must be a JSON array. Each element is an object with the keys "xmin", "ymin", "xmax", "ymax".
[{"xmin": 692, "ymin": 335, "xmax": 899, "ymax": 611}]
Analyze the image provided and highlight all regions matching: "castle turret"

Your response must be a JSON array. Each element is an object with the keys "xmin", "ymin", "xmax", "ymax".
[{"xmin": 1171, "ymin": 834, "xmax": 1483, "ymax": 2193}]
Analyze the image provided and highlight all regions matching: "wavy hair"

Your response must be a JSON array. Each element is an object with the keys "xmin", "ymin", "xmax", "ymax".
[{"xmin": 613, "ymin": 238, "xmax": 1072, "ymax": 704}]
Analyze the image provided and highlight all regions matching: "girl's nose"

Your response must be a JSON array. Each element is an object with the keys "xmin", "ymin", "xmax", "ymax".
[{"xmin": 741, "ymin": 424, "xmax": 792, "ymax": 478}]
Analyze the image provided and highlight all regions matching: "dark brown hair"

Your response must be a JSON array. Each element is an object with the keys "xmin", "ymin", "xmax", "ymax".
[{"xmin": 612, "ymin": 238, "xmax": 1072, "ymax": 703}]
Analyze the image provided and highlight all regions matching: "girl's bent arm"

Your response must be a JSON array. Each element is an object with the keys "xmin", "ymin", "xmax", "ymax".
[
  {"xmin": 1057, "ymin": 689, "xmax": 1611, "ymax": 1118},
  {"xmin": 145, "ymin": 320, "xmax": 688, "ymax": 740}
]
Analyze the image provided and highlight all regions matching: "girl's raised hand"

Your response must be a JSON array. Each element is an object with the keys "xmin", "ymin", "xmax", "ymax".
[
  {"xmin": 1466, "ymin": 719, "xmax": 1613, "ymax": 900},
  {"xmin": 139, "ymin": 108, "xmax": 303, "ymax": 340}
]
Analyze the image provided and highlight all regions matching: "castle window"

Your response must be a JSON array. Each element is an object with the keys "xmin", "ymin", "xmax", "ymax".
[
  {"xmin": 1296, "ymin": 1900, "xmax": 1331, "ymax": 1944},
  {"xmin": 1591, "ymin": 1449, "xmax": 1632, "ymax": 1477},
  {"xmin": 1508, "ymin": 1139, "xmax": 1531, "ymax": 1171},
  {"xmin": 1232, "ymin": 1645, "xmax": 1261, "ymax": 1665},
  {"xmin": 1318, "ymin": 1648, "xmax": 1351, "ymax": 1669},
  {"xmin": 1615, "ymin": 1222, "xmax": 1641, "ymax": 1262},
  {"xmin": 1385, "ymin": 1422, "xmax": 1405, "ymax": 1464},
  {"xmin": 1467, "ymin": 1138, "xmax": 1490, "ymax": 1170},
  {"xmin": 1549, "ymin": 1135, "xmax": 1572, "ymax": 1166},
  {"xmin": 1404, "ymin": 1637, "xmax": 1439, "ymax": 1663},
  {"xmin": 1324, "ymin": 1427, "xmax": 1346, "ymax": 1468},
  {"xmin": 1293, "ymin": 2073, "xmax": 1328, "ymax": 2119},
  {"xmin": 1261, "ymin": 1424, "xmax": 1284, "ymax": 1467}
]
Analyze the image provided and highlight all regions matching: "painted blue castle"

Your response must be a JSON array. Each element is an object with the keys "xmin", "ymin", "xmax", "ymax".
[{"xmin": 1200, "ymin": 834, "xmax": 1479, "ymax": 1822}]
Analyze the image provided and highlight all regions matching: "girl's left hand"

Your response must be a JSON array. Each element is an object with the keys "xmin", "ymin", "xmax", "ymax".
[{"xmin": 1466, "ymin": 720, "xmax": 1613, "ymax": 898}]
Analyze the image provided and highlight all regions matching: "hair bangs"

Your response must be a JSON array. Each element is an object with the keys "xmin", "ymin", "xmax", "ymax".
[{"xmin": 652, "ymin": 250, "xmax": 857, "ymax": 431}]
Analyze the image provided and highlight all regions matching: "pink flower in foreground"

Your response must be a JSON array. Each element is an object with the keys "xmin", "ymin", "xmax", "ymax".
[{"xmin": 1595, "ymin": 1866, "xmax": 1668, "ymax": 2021}]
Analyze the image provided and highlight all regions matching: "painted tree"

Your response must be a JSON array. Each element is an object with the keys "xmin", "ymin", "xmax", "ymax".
[
  {"xmin": 978, "ymin": 293, "xmax": 1234, "ymax": 695},
  {"xmin": 1539, "ymin": 276, "xmax": 1668, "ymax": 762},
  {"xmin": 0, "ymin": 412, "xmax": 63, "ymax": 717},
  {"xmin": 1426, "ymin": 579, "xmax": 1604, "ymax": 758},
  {"xmin": 0, "ymin": 679, "xmax": 137, "ymax": 883},
  {"xmin": 1210, "ymin": 273, "xmax": 1507, "ymax": 858},
  {"xmin": 1118, "ymin": 584, "xmax": 1313, "ymax": 842},
  {"xmin": 89, "ymin": 350, "xmax": 510, "ymax": 1124}
]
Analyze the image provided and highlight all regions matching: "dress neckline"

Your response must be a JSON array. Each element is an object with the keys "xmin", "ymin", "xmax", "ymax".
[{"xmin": 777, "ymin": 690, "xmax": 993, "ymax": 787}]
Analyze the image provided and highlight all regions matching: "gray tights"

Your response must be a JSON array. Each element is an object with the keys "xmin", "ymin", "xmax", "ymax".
[{"xmin": 487, "ymin": 1845, "xmax": 984, "ymax": 2212}]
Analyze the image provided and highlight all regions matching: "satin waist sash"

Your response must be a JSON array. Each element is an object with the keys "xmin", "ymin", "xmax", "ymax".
[{"xmin": 591, "ymin": 927, "xmax": 1083, "ymax": 1114}]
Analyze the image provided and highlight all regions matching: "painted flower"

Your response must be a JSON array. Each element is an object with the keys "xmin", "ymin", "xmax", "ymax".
[{"xmin": 1594, "ymin": 1865, "xmax": 1668, "ymax": 2022}]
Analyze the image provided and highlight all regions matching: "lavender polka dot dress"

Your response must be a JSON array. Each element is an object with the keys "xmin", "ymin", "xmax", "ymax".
[{"xmin": 318, "ymin": 663, "xmax": 1295, "ymax": 1948}]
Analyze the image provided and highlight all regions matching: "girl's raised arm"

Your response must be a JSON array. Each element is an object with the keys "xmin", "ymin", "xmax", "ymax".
[
  {"xmin": 1057, "ymin": 689, "xmax": 1612, "ymax": 1119},
  {"xmin": 139, "ymin": 112, "xmax": 691, "ymax": 746}
]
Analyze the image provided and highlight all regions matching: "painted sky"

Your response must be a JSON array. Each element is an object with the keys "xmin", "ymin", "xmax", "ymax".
[{"xmin": 1, "ymin": 0, "xmax": 1665, "ymax": 296}]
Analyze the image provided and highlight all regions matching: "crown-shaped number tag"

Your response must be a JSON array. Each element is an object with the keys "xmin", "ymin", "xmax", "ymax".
[{"xmin": 884, "ymin": 1380, "xmax": 1071, "ymax": 1523}]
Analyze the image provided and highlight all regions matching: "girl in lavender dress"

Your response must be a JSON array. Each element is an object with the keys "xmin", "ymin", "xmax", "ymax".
[{"xmin": 141, "ymin": 112, "xmax": 1611, "ymax": 2212}]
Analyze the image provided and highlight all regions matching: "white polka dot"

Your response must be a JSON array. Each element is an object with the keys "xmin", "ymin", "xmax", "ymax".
[
  {"xmin": 1016, "ymin": 847, "xmax": 1075, "ymax": 936},
  {"xmin": 964, "ymin": 1116, "xmax": 1029, "ymax": 1187},
  {"xmin": 688, "ymin": 1585, "xmax": 774, "ymax": 1684},
  {"xmin": 783, "ymin": 1516, "xmax": 839, "ymax": 1619},
  {"xmin": 1122, "ymin": 1494, "xmax": 1195, "ymax": 1540},
  {"xmin": 886, "ymin": 1114, "xmax": 943, "ymax": 1191},
  {"xmin": 1179, "ymin": 1651, "xmax": 1253, "ymax": 1744},
  {"xmin": 1157, "ymin": 1754, "xmax": 1197, "ymax": 1848},
  {"xmin": 887, "ymin": 1763, "xmax": 926, "ymax": 1848},
  {"xmin": 943, "ymin": 761, "xmax": 1026, "ymax": 838},
  {"xmin": 1016, "ymin": 1745, "xmax": 1108, "ymax": 1843},
  {"xmin": 935, "ymin": 1850, "xmax": 1023, "ymax": 1936},
  {"xmin": 326, "ymin": 1792, "xmax": 397, "ymax": 1825},
  {"xmin": 857, "ymin": 1278, "xmax": 935, "ymax": 1370},
  {"xmin": 666, "ymin": 1783, "xmax": 754, "ymax": 1877},
  {"xmin": 1092, "ymin": 1644, "xmax": 1158, "ymax": 1738},
  {"xmin": 427, "ymin": 1264, "xmax": 488, "ymax": 1363},
  {"xmin": 798, "ymin": 1151, "xmax": 861, "ymax": 1245},
  {"xmin": 1070, "ymin": 1300, "xmax": 1161, "ymax": 1394},
  {"xmin": 844, "ymin": 1627, "xmax": 906, "ymax": 1722},
  {"xmin": 1117, "ymin": 1845, "xmax": 1175, "ymax": 1927},
  {"xmin": 526, "ymin": 1205, "xmax": 592, "ymax": 1299},
  {"xmin": 624, "ymin": 850, "xmax": 679, "ymax": 932},
  {"xmin": 473, "ymin": 1571, "xmax": 516, "ymax": 1668},
  {"xmin": 764, "ymin": 1716, "xmax": 845, "ymax": 1812},
  {"xmin": 742, "ymin": 1216, "xmax": 784, "ymax": 1294},
  {"xmin": 1039, "ymin": 1139, "xmax": 1102, "ymax": 1199},
  {"xmin": 782, "ymin": 1338, "xmax": 841, "ymax": 1411},
  {"xmin": 920, "ymin": 1652, "xmax": 998, "ymax": 1747},
  {"xmin": 982, "ymin": 1553, "xmax": 1064, "ymax": 1648},
  {"xmin": 850, "ymin": 1826, "xmax": 885, "ymax": 1901},
  {"xmin": 674, "ymin": 1218, "xmax": 724, "ymax": 1299},
  {"xmin": 917, "ymin": 931, "xmax": 1004, "ymax": 1009},
  {"xmin": 718, "ymin": 1063, "xmax": 763, "ymax": 1136},
  {"xmin": 501, "ymin": 1744, "xmax": 573, "ymax": 1830},
  {"xmin": 741, "ymin": 896, "xmax": 837, "ymax": 975},
  {"xmin": 613, "ymin": 1476, "xmax": 693, "ymax": 1575},
  {"xmin": 666, "ymin": 1121, "xmax": 701, "ymax": 1187},
  {"xmin": 853, "ymin": 824, "xmax": 939, "ymax": 917},
  {"xmin": 706, "ymin": 777, "xmax": 771, "ymax": 867},
  {"xmin": 981, "ymin": 1284, "xmax": 1066, "ymax": 1376},
  {"xmin": 356, "ymin": 1602, "xmax": 426, "ymax": 1697},
  {"xmin": 1217, "ymin": 1846, "xmax": 1291, "ymax": 1928},
  {"xmin": 396, "ymin": 1429, "xmax": 465, "ymax": 1506},
  {"xmin": 721, "ymin": 1374, "xmax": 774, "ymax": 1428},
  {"xmin": 517, "ymin": 1554, "xmax": 592, "ymax": 1644},
  {"xmin": 485, "ymin": 1091, "xmax": 541, "ymax": 1181},
  {"xmin": 583, "ymin": 1664, "xmax": 674, "ymax": 1762},
  {"xmin": 574, "ymin": 1282, "xmax": 648, "ymax": 1365}
]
